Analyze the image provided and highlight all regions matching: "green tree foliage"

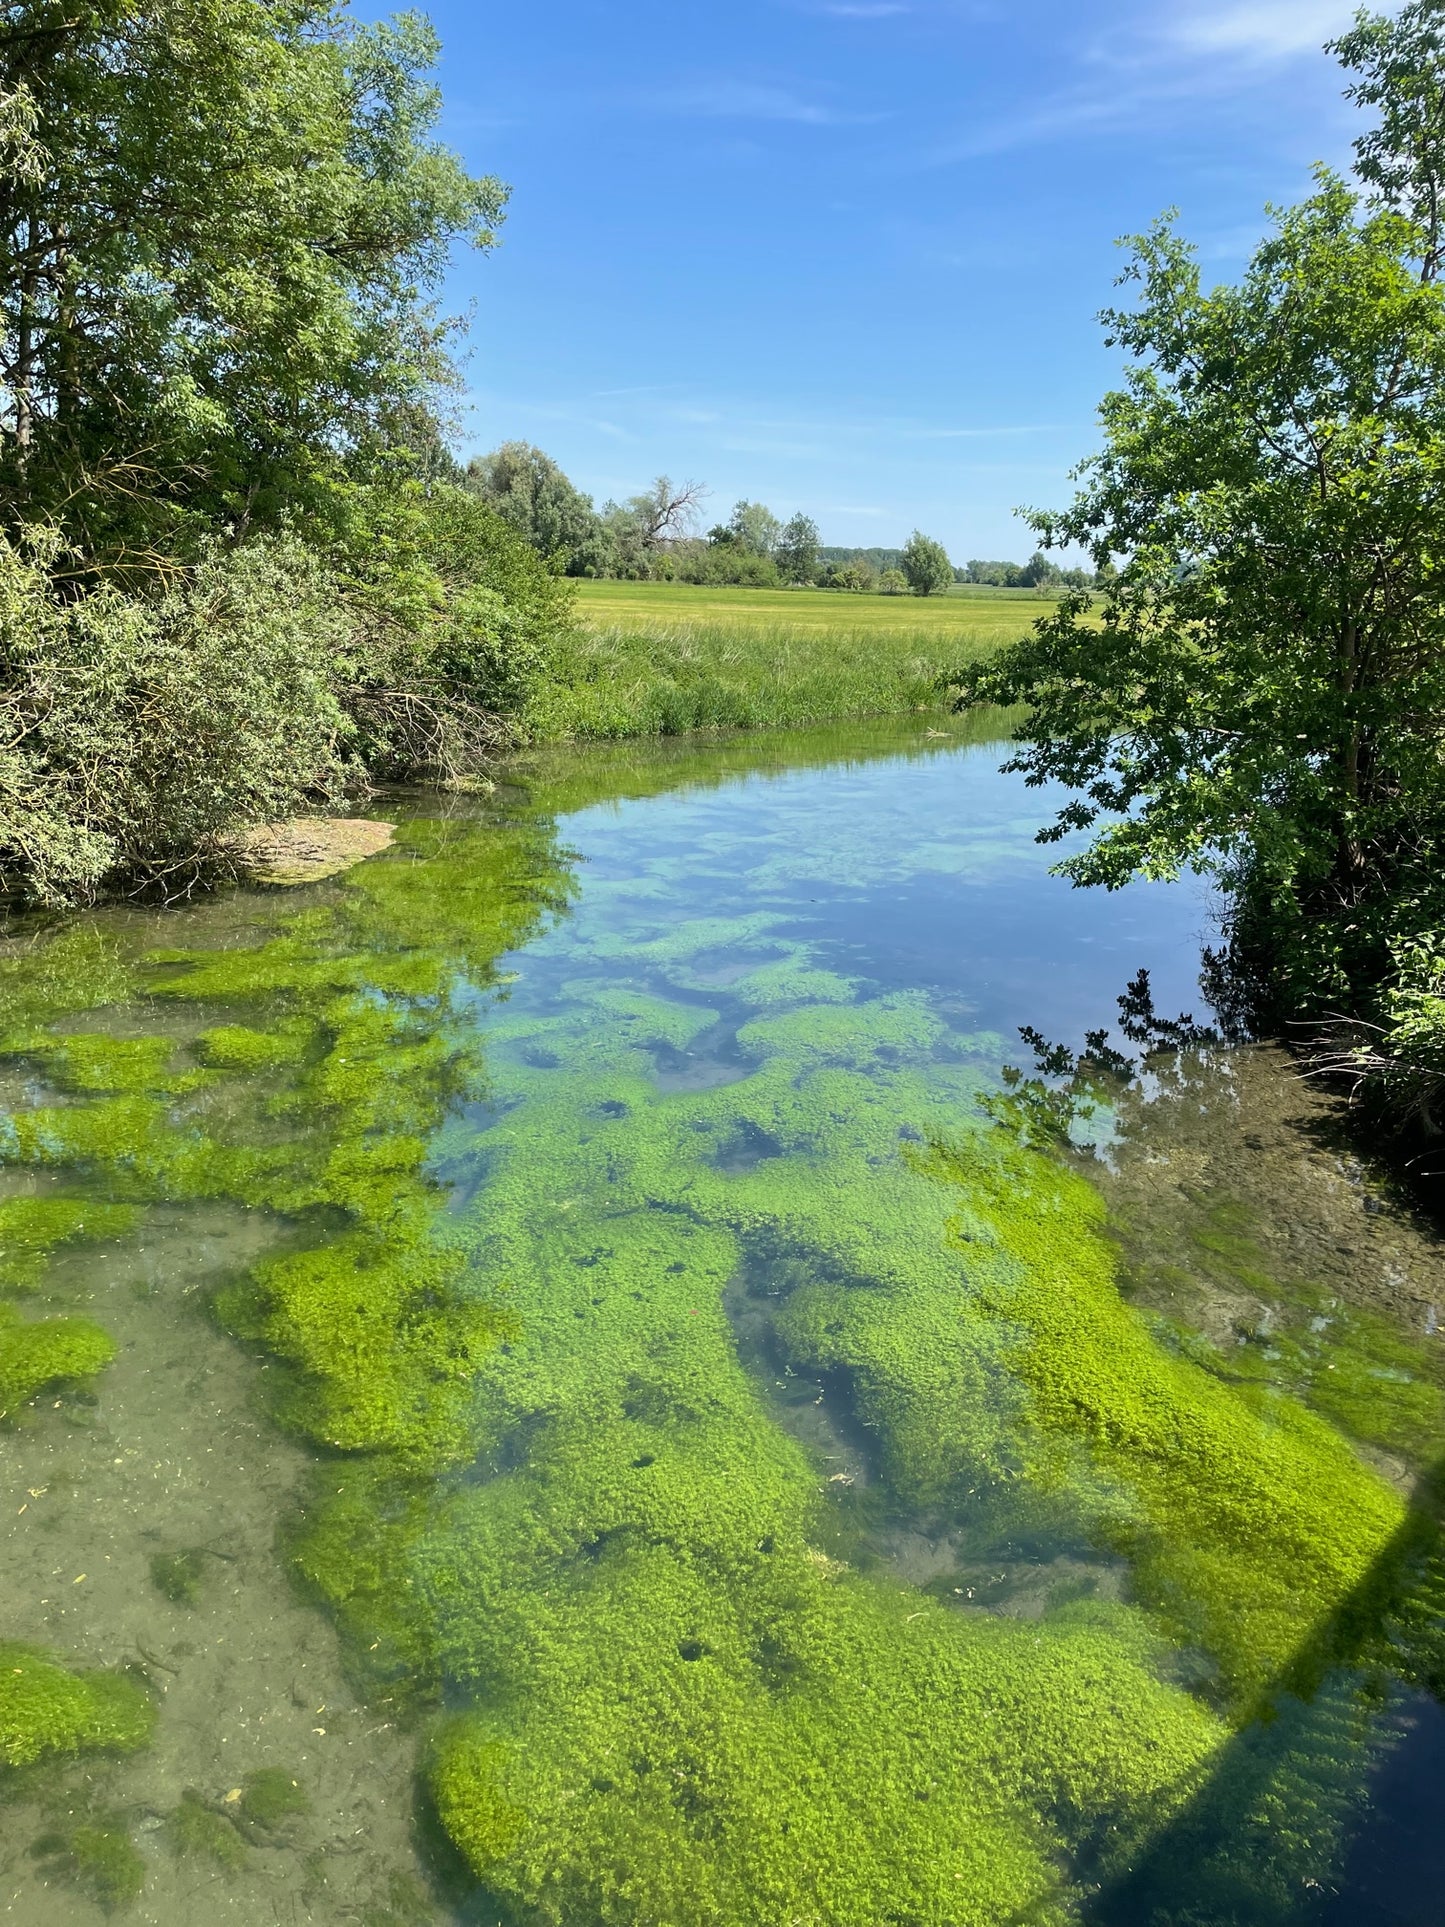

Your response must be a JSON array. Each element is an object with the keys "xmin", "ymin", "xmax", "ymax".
[
  {"xmin": 0, "ymin": 529, "xmax": 348, "ymax": 904},
  {"xmin": 1019, "ymin": 550, "xmax": 1063, "ymax": 589},
  {"xmin": 726, "ymin": 499, "xmax": 782, "ymax": 556},
  {"xmin": 821, "ymin": 557, "xmax": 876, "ymax": 592},
  {"xmin": 900, "ymin": 530, "xmax": 954, "ymax": 595},
  {"xmin": 326, "ymin": 483, "xmax": 576, "ymax": 778},
  {"xmin": 464, "ymin": 442, "xmax": 607, "ymax": 576},
  {"xmin": 820, "ymin": 546, "xmax": 904, "ymax": 573},
  {"xmin": 879, "ymin": 566, "xmax": 908, "ymax": 595},
  {"xmin": 677, "ymin": 538, "xmax": 779, "ymax": 587},
  {"xmin": 775, "ymin": 511, "xmax": 821, "ymax": 584},
  {"xmin": 0, "ymin": 3, "xmax": 575, "ymax": 907},
  {"xmin": 0, "ymin": 0, "xmax": 505, "ymax": 566},
  {"xmin": 966, "ymin": 559, "xmax": 1025, "ymax": 586},
  {"xmin": 597, "ymin": 477, "xmax": 708, "ymax": 578},
  {"xmin": 958, "ymin": 0, "xmax": 1445, "ymax": 1113}
]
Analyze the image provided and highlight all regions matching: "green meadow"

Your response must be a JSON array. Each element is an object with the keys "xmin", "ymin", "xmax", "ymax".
[{"xmin": 526, "ymin": 579, "xmax": 1051, "ymax": 741}]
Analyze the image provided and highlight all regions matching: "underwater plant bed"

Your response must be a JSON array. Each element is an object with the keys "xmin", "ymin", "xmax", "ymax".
[{"xmin": 2, "ymin": 710, "xmax": 1443, "ymax": 1925}]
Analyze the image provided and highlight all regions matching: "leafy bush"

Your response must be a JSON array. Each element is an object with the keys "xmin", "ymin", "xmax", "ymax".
[
  {"xmin": 0, "ymin": 530, "xmax": 348, "ymax": 906},
  {"xmin": 327, "ymin": 483, "xmax": 576, "ymax": 776},
  {"xmin": 671, "ymin": 543, "xmax": 781, "ymax": 589}
]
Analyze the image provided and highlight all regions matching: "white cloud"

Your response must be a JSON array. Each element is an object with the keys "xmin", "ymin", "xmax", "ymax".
[
  {"xmin": 1162, "ymin": 1, "xmax": 1358, "ymax": 62},
  {"xmin": 927, "ymin": 0, "xmax": 1364, "ymax": 162}
]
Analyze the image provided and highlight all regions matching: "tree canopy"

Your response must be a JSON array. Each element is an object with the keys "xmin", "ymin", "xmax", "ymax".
[
  {"xmin": 901, "ymin": 531, "xmax": 953, "ymax": 595},
  {"xmin": 776, "ymin": 512, "xmax": 821, "ymax": 584},
  {"xmin": 0, "ymin": 1, "xmax": 580, "ymax": 907},
  {"xmin": 465, "ymin": 441, "xmax": 604, "ymax": 575},
  {"xmin": 0, "ymin": 0, "xmax": 505, "ymax": 571},
  {"xmin": 959, "ymin": 0, "xmax": 1445, "ymax": 1035}
]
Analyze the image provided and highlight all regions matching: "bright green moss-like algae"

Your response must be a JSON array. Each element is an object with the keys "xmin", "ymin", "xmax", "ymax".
[
  {"xmin": 0, "ymin": 1643, "xmax": 155, "ymax": 1769},
  {"xmin": 1, "ymin": 796, "xmax": 1439, "ymax": 1922}
]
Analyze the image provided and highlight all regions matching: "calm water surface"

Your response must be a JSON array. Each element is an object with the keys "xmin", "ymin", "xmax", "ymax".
[{"xmin": 1, "ymin": 713, "xmax": 1442, "ymax": 1926}]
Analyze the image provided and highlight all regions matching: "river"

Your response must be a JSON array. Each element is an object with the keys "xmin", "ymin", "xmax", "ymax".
[{"xmin": 1, "ymin": 712, "xmax": 1442, "ymax": 1926}]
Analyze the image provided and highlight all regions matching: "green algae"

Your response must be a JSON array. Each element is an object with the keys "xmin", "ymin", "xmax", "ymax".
[
  {"xmin": 195, "ymin": 1018, "xmax": 319, "ymax": 1071},
  {"xmin": 149, "ymin": 1548, "xmax": 209, "ymax": 1607},
  {"xmin": 1152, "ymin": 1198, "xmax": 1445, "ymax": 1460},
  {"xmin": 0, "ymin": 1195, "xmax": 137, "ymax": 1290},
  {"xmin": 238, "ymin": 1766, "xmax": 309, "ymax": 1833},
  {"xmin": 30, "ymin": 1814, "xmax": 146, "ymax": 1909},
  {"xmin": 0, "ymin": 1303, "xmax": 115, "ymax": 1419},
  {"xmin": 164, "ymin": 1790, "xmax": 248, "ymax": 1868},
  {"xmin": 913, "ymin": 1133, "xmax": 1405, "ymax": 1706},
  {"xmin": 0, "ymin": 1643, "xmax": 155, "ymax": 1768},
  {"xmin": 4, "ymin": 763, "xmax": 1443, "ymax": 1924},
  {"xmin": 27, "ymin": 1031, "xmax": 203, "ymax": 1095}
]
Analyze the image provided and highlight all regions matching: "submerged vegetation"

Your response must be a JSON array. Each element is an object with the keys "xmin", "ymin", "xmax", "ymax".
[
  {"xmin": 4, "ymin": 734, "xmax": 1444, "ymax": 1921},
  {"xmin": 0, "ymin": 1643, "xmax": 154, "ymax": 1769}
]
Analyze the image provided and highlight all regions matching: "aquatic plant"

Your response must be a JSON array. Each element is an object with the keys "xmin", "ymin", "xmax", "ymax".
[
  {"xmin": 0, "ymin": 1196, "xmax": 137, "ymax": 1291},
  {"xmin": 149, "ymin": 1548, "xmax": 209, "ymax": 1608},
  {"xmin": 911, "ymin": 1132, "xmax": 1405, "ymax": 1704},
  {"xmin": 4, "ymin": 768, "xmax": 1442, "ymax": 1925},
  {"xmin": 0, "ymin": 1304, "xmax": 115, "ymax": 1419},
  {"xmin": 238, "ymin": 1765, "xmax": 310, "ymax": 1832},
  {"xmin": 164, "ymin": 1790, "xmax": 248, "ymax": 1868},
  {"xmin": 0, "ymin": 1643, "xmax": 155, "ymax": 1767},
  {"xmin": 29, "ymin": 1814, "xmax": 146, "ymax": 1908}
]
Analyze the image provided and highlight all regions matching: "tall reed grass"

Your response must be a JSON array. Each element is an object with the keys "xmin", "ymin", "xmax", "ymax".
[{"xmin": 525, "ymin": 617, "xmax": 1009, "ymax": 742}]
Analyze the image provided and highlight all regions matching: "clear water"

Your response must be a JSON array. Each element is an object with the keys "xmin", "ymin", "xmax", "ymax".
[{"xmin": 2, "ymin": 713, "xmax": 1442, "ymax": 1926}]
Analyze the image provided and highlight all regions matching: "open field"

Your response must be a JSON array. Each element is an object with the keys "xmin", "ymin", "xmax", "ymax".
[
  {"xmin": 571, "ymin": 577, "xmax": 1049, "ymax": 638},
  {"xmin": 527, "ymin": 579, "xmax": 1049, "ymax": 741}
]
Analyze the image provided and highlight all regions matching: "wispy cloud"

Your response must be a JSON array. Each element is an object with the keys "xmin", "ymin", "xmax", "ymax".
[
  {"xmin": 1161, "ymin": 1, "xmax": 1357, "ymax": 63},
  {"xmin": 647, "ymin": 80, "xmax": 852, "ymax": 124},
  {"xmin": 927, "ymin": 0, "xmax": 1358, "ymax": 163}
]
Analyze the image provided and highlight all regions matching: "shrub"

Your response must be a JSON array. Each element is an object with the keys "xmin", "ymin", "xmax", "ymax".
[
  {"xmin": 328, "ymin": 483, "xmax": 576, "ymax": 774},
  {"xmin": 0, "ymin": 530, "xmax": 349, "ymax": 906}
]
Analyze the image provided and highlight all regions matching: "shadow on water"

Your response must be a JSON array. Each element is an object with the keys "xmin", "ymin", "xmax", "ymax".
[{"xmin": 1084, "ymin": 1451, "xmax": 1445, "ymax": 1927}]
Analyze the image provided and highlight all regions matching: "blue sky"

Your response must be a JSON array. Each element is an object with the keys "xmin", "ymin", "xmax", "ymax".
[{"xmin": 410, "ymin": 0, "xmax": 1371, "ymax": 558}]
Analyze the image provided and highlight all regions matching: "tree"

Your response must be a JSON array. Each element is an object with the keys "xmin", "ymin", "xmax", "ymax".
[
  {"xmin": 958, "ymin": 0, "xmax": 1445, "ymax": 1020},
  {"xmin": 901, "ymin": 531, "xmax": 953, "ymax": 596},
  {"xmin": 879, "ymin": 567, "xmax": 907, "ymax": 595},
  {"xmin": 1019, "ymin": 551, "xmax": 1063, "ymax": 590},
  {"xmin": 966, "ymin": 559, "xmax": 1025, "ymax": 586},
  {"xmin": 775, "ymin": 512, "xmax": 820, "ymax": 584},
  {"xmin": 0, "ymin": 0, "xmax": 505, "ymax": 574},
  {"xmin": 465, "ymin": 442, "xmax": 604, "ymax": 574},
  {"xmin": 632, "ymin": 476, "xmax": 708, "ymax": 546},
  {"xmin": 593, "ymin": 476, "xmax": 707, "ymax": 578},
  {"xmin": 727, "ymin": 499, "xmax": 781, "ymax": 556},
  {"xmin": 822, "ymin": 557, "xmax": 874, "ymax": 592}
]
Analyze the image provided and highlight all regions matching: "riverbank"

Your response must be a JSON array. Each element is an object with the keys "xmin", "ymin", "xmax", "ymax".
[{"xmin": 525, "ymin": 579, "xmax": 1044, "ymax": 740}]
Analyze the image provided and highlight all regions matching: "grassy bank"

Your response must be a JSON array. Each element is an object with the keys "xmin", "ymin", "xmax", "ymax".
[{"xmin": 527, "ymin": 580, "xmax": 1048, "ymax": 741}]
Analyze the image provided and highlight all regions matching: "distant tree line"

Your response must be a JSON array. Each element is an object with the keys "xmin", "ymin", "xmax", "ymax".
[
  {"xmin": 463, "ymin": 443, "xmax": 1031, "ymax": 596},
  {"xmin": 963, "ymin": 556, "xmax": 1109, "ymax": 590}
]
